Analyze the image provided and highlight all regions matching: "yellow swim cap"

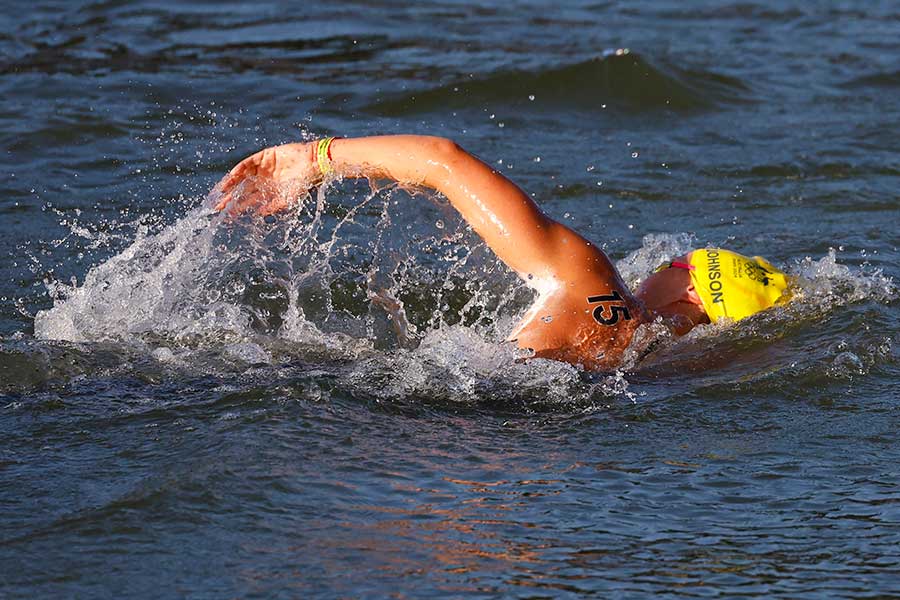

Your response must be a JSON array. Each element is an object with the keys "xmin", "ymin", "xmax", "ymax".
[{"xmin": 688, "ymin": 248, "xmax": 791, "ymax": 323}]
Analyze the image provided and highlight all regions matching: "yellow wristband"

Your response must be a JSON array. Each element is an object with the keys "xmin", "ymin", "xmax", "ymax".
[{"xmin": 316, "ymin": 137, "xmax": 337, "ymax": 176}]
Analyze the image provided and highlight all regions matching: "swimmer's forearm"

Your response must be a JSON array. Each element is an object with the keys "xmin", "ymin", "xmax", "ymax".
[
  {"xmin": 327, "ymin": 135, "xmax": 479, "ymax": 190},
  {"xmin": 218, "ymin": 134, "xmax": 526, "ymax": 221}
]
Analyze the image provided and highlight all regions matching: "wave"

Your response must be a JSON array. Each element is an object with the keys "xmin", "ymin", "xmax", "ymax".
[
  {"xmin": 367, "ymin": 50, "xmax": 749, "ymax": 115},
  {"xmin": 699, "ymin": 161, "xmax": 900, "ymax": 182},
  {"xmin": 1, "ymin": 9, "xmax": 396, "ymax": 78},
  {"xmin": 841, "ymin": 70, "xmax": 900, "ymax": 90}
]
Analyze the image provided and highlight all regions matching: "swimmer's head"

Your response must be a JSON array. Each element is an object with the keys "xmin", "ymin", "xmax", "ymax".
[
  {"xmin": 636, "ymin": 249, "xmax": 792, "ymax": 334},
  {"xmin": 635, "ymin": 254, "xmax": 709, "ymax": 335}
]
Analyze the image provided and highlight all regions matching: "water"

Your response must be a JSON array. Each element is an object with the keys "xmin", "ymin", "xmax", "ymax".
[{"xmin": 1, "ymin": 1, "xmax": 899, "ymax": 597}]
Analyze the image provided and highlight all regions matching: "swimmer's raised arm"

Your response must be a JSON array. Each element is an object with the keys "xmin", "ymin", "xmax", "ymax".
[{"xmin": 215, "ymin": 135, "xmax": 621, "ymax": 285}]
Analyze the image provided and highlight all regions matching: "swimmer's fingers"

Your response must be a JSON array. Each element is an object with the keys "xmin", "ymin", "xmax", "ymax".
[
  {"xmin": 213, "ymin": 191, "xmax": 233, "ymax": 213},
  {"xmin": 258, "ymin": 195, "xmax": 292, "ymax": 216},
  {"xmin": 212, "ymin": 179, "xmax": 259, "ymax": 215},
  {"xmin": 214, "ymin": 179, "xmax": 292, "ymax": 216},
  {"xmin": 212, "ymin": 151, "xmax": 268, "ymax": 212},
  {"xmin": 210, "ymin": 176, "xmax": 243, "ymax": 213},
  {"xmin": 213, "ymin": 143, "xmax": 314, "ymax": 215},
  {"xmin": 219, "ymin": 153, "xmax": 263, "ymax": 192}
]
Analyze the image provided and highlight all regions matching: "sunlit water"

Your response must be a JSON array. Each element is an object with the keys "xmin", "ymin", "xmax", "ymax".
[{"xmin": 1, "ymin": 1, "xmax": 898, "ymax": 597}]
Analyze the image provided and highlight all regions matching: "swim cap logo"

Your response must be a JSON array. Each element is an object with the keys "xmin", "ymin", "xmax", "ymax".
[
  {"xmin": 706, "ymin": 250, "xmax": 724, "ymax": 303},
  {"xmin": 743, "ymin": 261, "xmax": 773, "ymax": 286}
]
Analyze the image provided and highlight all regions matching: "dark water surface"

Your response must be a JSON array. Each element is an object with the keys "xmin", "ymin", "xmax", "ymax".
[{"xmin": 2, "ymin": 1, "xmax": 899, "ymax": 597}]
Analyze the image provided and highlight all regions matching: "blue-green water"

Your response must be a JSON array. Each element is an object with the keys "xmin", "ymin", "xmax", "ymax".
[{"xmin": 1, "ymin": 1, "xmax": 898, "ymax": 597}]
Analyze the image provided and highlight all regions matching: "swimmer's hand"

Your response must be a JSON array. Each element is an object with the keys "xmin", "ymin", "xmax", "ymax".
[{"xmin": 212, "ymin": 142, "xmax": 317, "ymax": 215}]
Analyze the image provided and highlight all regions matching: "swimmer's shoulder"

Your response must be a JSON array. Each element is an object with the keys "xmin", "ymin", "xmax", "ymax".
[{"xmin": 512, "ymin": 274, "xmax": 646, "ymax": 370}]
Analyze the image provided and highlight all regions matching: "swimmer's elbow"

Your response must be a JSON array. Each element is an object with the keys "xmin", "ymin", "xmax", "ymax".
[
  {"xmin": 415, "ymin": 136, "xmax": 471, "ymax": 188},
  {"xmin": 419, "ymin": 136, "xmax": 466, "ymax": 161}
]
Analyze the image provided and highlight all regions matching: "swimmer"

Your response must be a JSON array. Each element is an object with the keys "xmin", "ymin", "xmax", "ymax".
[{"xmin": 215, "ymin": 135, "xmax": 791, "ymax": 370}]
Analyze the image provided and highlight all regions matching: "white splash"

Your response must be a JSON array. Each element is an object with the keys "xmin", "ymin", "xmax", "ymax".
[{"xmin": 31, "ymin": 187, "xmax": 894, "ymax": 406}]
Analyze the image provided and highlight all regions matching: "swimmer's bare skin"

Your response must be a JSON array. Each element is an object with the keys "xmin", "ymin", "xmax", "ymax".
[{"xmin": 215, "ymin": 135, "xmax": 650, "ymax": 370}]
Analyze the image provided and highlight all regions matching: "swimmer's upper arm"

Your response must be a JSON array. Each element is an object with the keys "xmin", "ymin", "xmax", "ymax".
[
  {"xmin": 419, "ymin": 138, "xmax": 622, "ymax": 285},
  {"xmin": 418, "ymin": 138, "xmax": 558, "ymax": 278}
]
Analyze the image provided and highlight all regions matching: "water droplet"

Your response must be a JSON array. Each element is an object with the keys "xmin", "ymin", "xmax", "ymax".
[
  {"xmin": 528, "ymin": 94, "xmax": 535, "ymax": 101},
  {"xmin": 832, "ymin": 351, "xmax": 864, "ymax": 374},
  {"xmin": 515, "ymin": 346, "xmax": 536, "ymax": 359},
  {"xmin": 435, "ymin": 219, "xmax": 444, "ymax": 229},
  {"xmin": 631, "ymin": 152, "xmax": 639, "ymax": 158},
  {"xmin": 533, "ymin": 156, "xmax": 541, "ymax": 162}
]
